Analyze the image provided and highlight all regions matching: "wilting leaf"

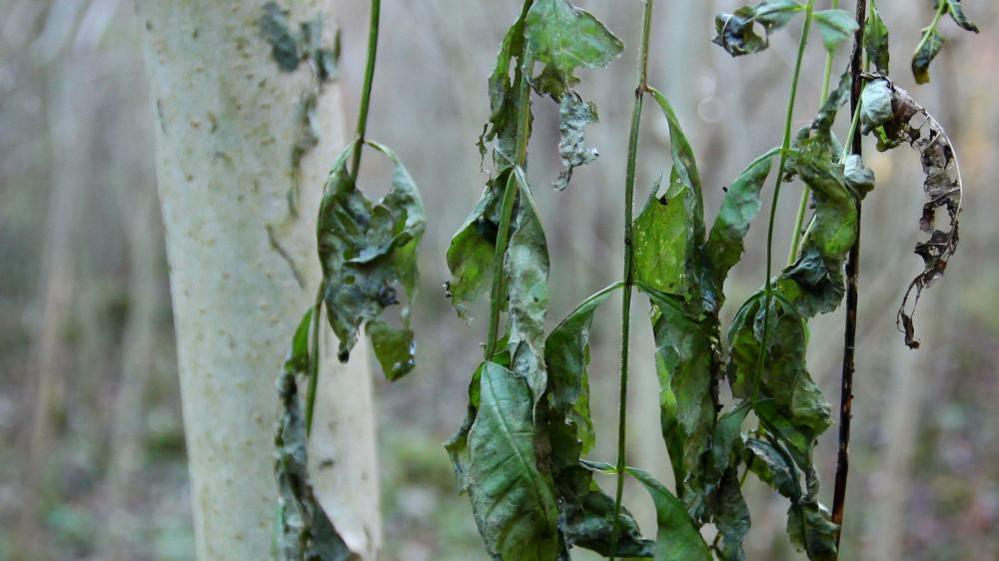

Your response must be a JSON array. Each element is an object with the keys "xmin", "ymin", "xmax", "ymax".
[
  {"xmin": 745, "ymin": 438, "xmax": 838, "ymax": 561},
  {"xmin": 446, "ymin": 173, "xmax": 507, "ymax": 319},
  {"xmin": 627, "ymin": 467, "xmax": 712, "ymax": 561},
  {"xmin": 843, "ymin": 154, "xmax": 875, "ymax": 199},
  {"xmin": 641, "ymin": 284, "xmax": 717, "ymax": 521},
  {"xmin": 713, "ymin": 0, "xmax": 804, "ymax": 57},
  {"xmin": 505, "ymin": 168, "xmax": 551, "ymax": 402},
  {"xmin": 275, "ymin": 310, "xmax": 356, "ymax": 561},
  {"xmin": 727, "ymin": 296, "xmax": 832, "ymax": 455},
  {"xmin": 481, "ymin": 8, "xmax": 533, "ymax": 167},
  {"xmin": 541, "ymin": 285, "xmax": 650, "ymax": 558},
  {"xmin": 812, "ymin": 9, "xmax": 858, "ymax": 54},
  {"xmin": 634, "ymin": 89, "xmax": 706, "ymax": 303},
  {"xmin": 525, "ymin": 0, "xmax": 624, "ymax": 99},
  {"xmin": 864, "ymin": 79, "xmax": 963, "ymax": 348},
  {"xmin": 859, "ymin": 77, "xmax": 893, "ymax": 134},
  {"xmin": 704, "ymin": 149, "xmax": 780, "ymax": 304},
  {"xmin": 544, "ymin": 283, "xmax": 619, "ymax": 455},
  {"xmin": 710, "ymin": 468, "xmax": 751, "ymax": 561},
  {"xmin": 317, "ymin": 141, "xmax": 425, "ymax": 380},
  {"xmin": 457, "ymin": 361, "xmax": 561, "ymax": 561},
  {"xmin": 912, "ymin": 28, "xmax": 942, "ymax": 85},
  {"xmin": 634, "ymin": 180, "xmax": 694, "ymax": 297},
  {"xmin": 865, "ymin": 0, "xmax": 890, "ymax": 74},
  {"xmin": 946, "ymin": 0, "xmax": 979, "ymax": 33},
  {"xmin": 554, "ymin": 93, "xmax": 599, "ymax": 191}
]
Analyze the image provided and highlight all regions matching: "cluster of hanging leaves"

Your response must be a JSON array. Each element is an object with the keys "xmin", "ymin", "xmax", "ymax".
[
  {"xmin": 269, "ymin": 2, "xmax": 427, "ymax": 557},
  {"xmin": 442, "ymin": 1, "xmax": 973, "ymax": 560},
  {"xmin": 912, "ymin": 0, "xmax": 979, "ymax": 84},
  {"xmin": 444, "ymin": 1, "xmax": 670, "ymax": 559}
]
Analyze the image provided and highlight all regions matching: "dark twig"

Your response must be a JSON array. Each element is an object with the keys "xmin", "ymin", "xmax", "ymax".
[{"xmin": 831, "ymin": 0, "xmax": 867, "ymax": 551}]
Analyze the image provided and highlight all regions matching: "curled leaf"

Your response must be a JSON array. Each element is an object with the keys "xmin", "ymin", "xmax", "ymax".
[
  {"xmin": 713, "ymin": 0, "xmax": 805, "ymax": 57},
  {"xmin": 317, "ymin": 141, "xmax": 425, "ymax": 379},
  {"xmin": 864, "ymin": 79, "xmax": 963, "ymax": 348},
  {"xmin": 554, "ymin": 93, "xmax": 599, "ymax": 191},
  {"xmin": 446, "ymin": 174, "xmax": 506, "ymax": 319},
  {"xmin": 275, "ymin": 310, "xmax": 356, "ymax": 561}
]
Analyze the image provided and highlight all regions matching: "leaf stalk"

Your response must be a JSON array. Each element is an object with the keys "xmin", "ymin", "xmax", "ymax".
[{"xmin": 350, "ymin": 0, "xmax": 382, "ymax": 177}]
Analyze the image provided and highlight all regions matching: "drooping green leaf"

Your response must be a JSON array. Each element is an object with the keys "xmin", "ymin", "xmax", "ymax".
[
  {"xmin": 626, "ymin": 467, "xmax": 712, "ymax": 561},
  {"xmin": 274, "ymin": 310, "xmax": 355, "ymax": 561},
  {"xmin": 506, "ymin": 168, "xmax": 551, "ymax": 402},
  {"xmin": 711, "ymin": 468, "xmax": 751, "ymax": 561},
  {"xmin": 524, "ymin": 0, "xmax": 624, "ymax": 99},
  {"xmin": 864, "ymin": 0, "xmax": 890, "ymax": 74},
  {"xmin": 640, "ymin": 284, "xmax": 717, "ymax": 522},
  {"xmin": 946, "ymin": 0, "xmax": 980, "ymax": 33},
  {"xmin": 544, "ymin": 283, "xmax": 620, "ymax": 456},
  {"xmin": 713, "ymin": 0, "xmax": 805, "ymax": 57},
  {"xmin": 446, "ymin": 173, "xmax": 507, "ymax": 319},
  {"xmin": 459, "ymin": 361, "xmax": 561, "ymax": 561},
  {"xmin": 704, "ymin": 149, "xmax": 780, "ymax": 304},
  {"xmin": 744, "ymin": 437, "xmax": 838, "ymax": 561},
  {"xmin": 812, "ymin": 9, "xmax": 858, "ymax": 53},
  {"xmin": 912, "ymin": 28, "xmax": 942, "ymax": 85},
  {"xmin": 481, "ymin": 7, "xmax": 533, "ymax": 167},
  {"xmin": 541, "ymin": 285, "xmax": 651, "ymax": 558},
  {"xmin": 633, "ymin": 89, "xmax": 706, "ymax": 303},
  {"xmin": 727, "ymin": 296, "xmax": 832, "ymax": 453},
  {"xmin": 554, "ymin": 93, "xmax": 600, "ymax": 191},
  {"xmin": 633, "ymin": 180, "xmax": 694, "ymax": 297},
  {"xmin": 317, "ymin": 141, "xmax": 425, "ymax": 380}
]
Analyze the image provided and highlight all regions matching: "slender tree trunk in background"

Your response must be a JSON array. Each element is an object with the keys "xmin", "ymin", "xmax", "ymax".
[
  {"xmin": 18, "ymin": 60, "xmax": 91, "ymax": 559},
  {"xmin": 101, "ymin": 186, "xmax": 162, "ymax": 561},
  {"xmin": 136, "ymin": 1, "xmax": 381, "ymax": 559}
]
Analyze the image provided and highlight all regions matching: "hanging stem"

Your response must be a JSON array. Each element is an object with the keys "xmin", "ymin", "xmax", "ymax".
[
  {"xmin": 306, "ymin": 0, "xmax": 382, "ymax": 434},
  {"xmin": 609, "ymin": 1, "xmax": 653, "ymax": 559},
  {"xmin": 788, "ymin": 0, "xmax": 839, "ymax": 266},
  {"xmin": 349, "ymin": 0, "xmax": 382, "ymax": 177},
  {"xmin": 752, "ymin": 0, "xmax": 816, "ymax": 405},
  {"xmin": 831, "ymin": 0, "xmax": 867, "ymax": 552}
]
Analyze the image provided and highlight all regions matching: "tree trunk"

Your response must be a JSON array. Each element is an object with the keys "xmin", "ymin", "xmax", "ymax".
[{"xmin": 135, "ymin": 1, "xmax": 382, "ymax": 559}]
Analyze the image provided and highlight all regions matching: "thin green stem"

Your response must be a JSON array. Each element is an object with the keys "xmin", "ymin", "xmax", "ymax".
[
  {"xmin": 349, "ymin": 0, "xmax": 382, "ymax": 177},
  {"xmin": 788, "ymin": 0, "xmax": 839, "ymax": 267},
  {"xmin": 609, "ymin": 1, "xmax": 654, "ymax": 559},
  {"xmin": 751, "ymin": 0, "xmax": 815, "ymax": 405},
  {"xmin": 913, "ymin": 0, "xmax": 948, "ymax": 60},
  {"xmin": 304, "ymin": 284, "xmax": 324, "ymax": 436},
  {"xmin": 484, "ymin": 11, "xmax": 534, "ymax": 360}
]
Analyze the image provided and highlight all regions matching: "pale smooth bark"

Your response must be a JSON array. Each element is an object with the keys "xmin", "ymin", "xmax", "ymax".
[{"xmin": 136, "ymin": 1, "xmax": 381, "ymax": 559}]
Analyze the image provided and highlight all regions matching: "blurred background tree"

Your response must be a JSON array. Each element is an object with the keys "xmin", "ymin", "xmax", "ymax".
[{"xmin": 0, "ymin": 1, "xmax": 995, "ymax": 560}]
